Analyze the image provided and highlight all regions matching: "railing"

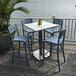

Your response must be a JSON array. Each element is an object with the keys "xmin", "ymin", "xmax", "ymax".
[{"xmin": 10, "ymin": 17, "xmax": 76, "ymax": 42}]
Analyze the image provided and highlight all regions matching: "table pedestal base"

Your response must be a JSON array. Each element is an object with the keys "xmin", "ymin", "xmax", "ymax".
[{"xmin": 33, "ymin": 49, "xmax": 50, "ymax": 60}]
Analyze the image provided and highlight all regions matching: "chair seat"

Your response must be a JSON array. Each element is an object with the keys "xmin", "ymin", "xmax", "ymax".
[
  {"xmin": 25, "ymin": 29, "xmax": 34, "ymax": 33},
  {"xmin": 13, "ymin": 36, "xmax": 29, "ymax": 42},
  {"xmin": 44, "ymin": 36, "xmax": 62, "ymax": 44},
  {"xmin": 45, "ymin": 28, "xmax": 60, "ymax": 34}
]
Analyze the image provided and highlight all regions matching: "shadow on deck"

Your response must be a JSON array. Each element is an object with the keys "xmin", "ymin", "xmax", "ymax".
[{"xmin": 0, "ymin": 42, "xmax": 76, "ymax": 76}]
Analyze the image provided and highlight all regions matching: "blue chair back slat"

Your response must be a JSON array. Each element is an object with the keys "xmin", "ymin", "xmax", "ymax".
[
  {"xmin": 8, "ymin": 24, "xmax": 17, "ymax": 33},
  {"xmin": 53, "ymin": 19, "xmax": 63, "ymax": 30},
  {"xmin": 8, "ymin": 24, "xmax": 30, "ymax": 66},
  {"xmin": 22, "ymin": 18, "xmax": 32, "ymax": 24},
  {"xmin": 21, "ymin": 18, "xmax": 33, "ymax": 35},
  {"xmin": 8, "ymin": 24, "xmax": 19, "ymax": 41}
]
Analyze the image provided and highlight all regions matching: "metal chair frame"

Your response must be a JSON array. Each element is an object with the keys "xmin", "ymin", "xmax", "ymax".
[
  {"xmin": 21, "ymin": 18, "xmax": 35, "ymax": 40},
  {"xmin": 44, "ymin": 18, "xmax": 63, "ymax": 40},
  {"xmin": 8, "ymin": 24, "xmax": 32, "ymax": 66},
  {"xmin": 42, "ymin": 29, "xmax": 66, "ymax": 72}
]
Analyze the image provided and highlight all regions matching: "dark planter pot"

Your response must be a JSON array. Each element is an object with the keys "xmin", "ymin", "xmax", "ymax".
[{"xmin": 0, "ymin": 34, "xmax": 11, "ymax": 50}]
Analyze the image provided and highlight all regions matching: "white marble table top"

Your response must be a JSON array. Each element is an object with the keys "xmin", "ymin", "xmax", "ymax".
[{"xmin": 24, "ymin": 21, "xmax": 58, "ymax": 31}]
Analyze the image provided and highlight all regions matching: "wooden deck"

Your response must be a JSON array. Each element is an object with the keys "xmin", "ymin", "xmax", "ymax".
[{"xmin": 0, "ymin": 42, "xmax": 76, "ymax": 76}]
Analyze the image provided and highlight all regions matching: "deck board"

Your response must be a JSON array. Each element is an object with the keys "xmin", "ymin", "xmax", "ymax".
[{"xmin": 0, "ymin": 42, "xmax": 76, "ymax": 76}]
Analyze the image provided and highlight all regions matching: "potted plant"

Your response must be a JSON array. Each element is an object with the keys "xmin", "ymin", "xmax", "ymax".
[{"xmin": 0, "ymin": 0, "xmax": 29, "ymax": 53}]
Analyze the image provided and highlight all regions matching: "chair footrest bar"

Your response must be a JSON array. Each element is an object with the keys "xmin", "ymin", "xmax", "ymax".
[
  {"xmin": 44, "ymin": 57, "xmax": 58, "ymax": 62},
  {"xmin": 15, "ymin": 55, "xmax": 26, "ymax": 58},
  {"xmin": 20, "ymin": 46, "xmax": 30, "ymax": 48}
]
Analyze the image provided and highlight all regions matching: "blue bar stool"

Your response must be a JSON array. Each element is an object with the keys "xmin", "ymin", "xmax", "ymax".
[
  {"xmin": 8, "ymin": 24, "xmax": 32, "ymax": 66},
  {"xmin": 44, "ymin": 19, "xmax": 63, "ymax": 40},
  {"xmin": 42, "ymin": 29, "xmax": 66, "ymax": 72},
  {"xmin": 21, "ymin": 18, "xmax": 35, "ymax": 40}
]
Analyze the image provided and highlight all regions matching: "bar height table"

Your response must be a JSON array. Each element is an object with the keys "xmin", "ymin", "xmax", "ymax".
[{"xmin": 24, "ymin": 21, "xmax": 58, "ymax": 60}]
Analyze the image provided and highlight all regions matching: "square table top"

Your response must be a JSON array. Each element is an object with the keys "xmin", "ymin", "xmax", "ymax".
[{"xmin": 24, "ymin": 21, "xmax": 58, "ymax": 31}]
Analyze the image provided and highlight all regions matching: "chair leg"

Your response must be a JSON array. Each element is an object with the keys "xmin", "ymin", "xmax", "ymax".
[
  {"xmin": 12, "ymin": 43, "xmax": 15, "ymax": 64},
  {"xmin": 27, "ymin": 33, "xmax": 31, "ymax": 54},
  {"xmin": 28, "ymin": 33, "xmax": 30, "ymax": 45},
  {"xmin": 30, "ymin": 36, "xmax": 33, "ymax": 55},
  {"xmin": 62, "ymin": 44, "xmax": 66, "ymax": 63},
  {"xmin": 57, "ymin": 47, "xmax": 61, "ymax": 72},
  {"xmin": 32, "ymin": 33, "xmax": 34, "ymax": 40},
  {"xmin": 28, "ymin": 39, "xmax": 31, "ymax": 55},
  {"xmin": 50, "ymin": 43, "xmax": 52, "ymax": 56},
  {"xmin": 24, "ymin": 42, "xmax": 29, "ymax": 66},
  {"xmin": 32, "ymin": 33, "xmax": 34, "ymax": 44},
  {"xmin": 42, "ymin": 42, "xmax": 45, "ymax": 65},
  {"xmin": 18, "ymin": 42, "xmax": 20, "ymax": 55}
]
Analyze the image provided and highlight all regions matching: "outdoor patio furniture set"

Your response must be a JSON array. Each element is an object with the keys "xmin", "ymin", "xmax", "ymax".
[{"xmin": 8, "ymin": 18, "xmax": 66, "ymax": 72}]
